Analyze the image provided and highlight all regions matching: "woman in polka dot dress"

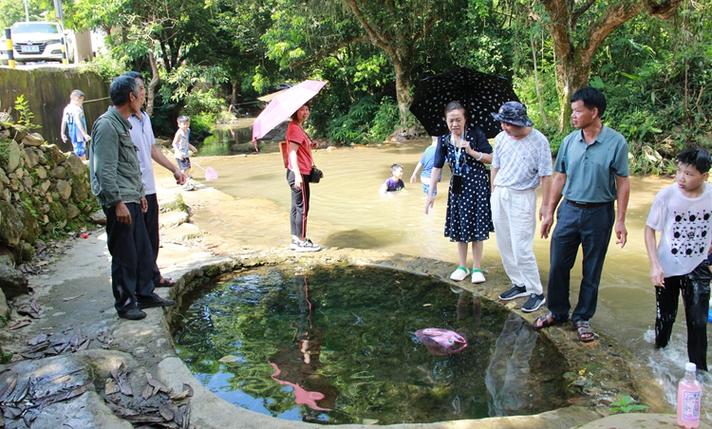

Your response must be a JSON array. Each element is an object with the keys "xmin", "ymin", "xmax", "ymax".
[{"xmin": 425, "ymin": 101, "xmax": 494, "ymax": 283}]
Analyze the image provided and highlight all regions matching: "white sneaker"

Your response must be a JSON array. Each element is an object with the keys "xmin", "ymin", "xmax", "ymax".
[
  {"xmin": 293, "ymin": 238, "xmax": 321, "ymax": 252},
  {"xmin": 471, "ymin": 269, "xmax": 486, "ymax": 284},
  {"xmin": 449, "ymin": 266, "xmax": 470, "ymax": 281}
]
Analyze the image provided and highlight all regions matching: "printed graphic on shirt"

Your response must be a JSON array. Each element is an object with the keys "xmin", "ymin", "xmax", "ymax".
[{"xmin": 670, "ymin": 209, "xmax": 712, "ymax": 257}]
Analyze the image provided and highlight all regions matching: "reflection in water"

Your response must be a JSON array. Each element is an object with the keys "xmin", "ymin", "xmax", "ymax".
[
  {"xmin": 268, "ymin": 275, "xmax": 336, "ymax": 418},
  {"xmin": 185, "ymin": 131, "xmax": 711, "ymax": 418},
  {"xmin": 485, "ymin": 313, "xmax": 540, "ymax": 416},
  {"xmin": 172, "ymin": 265, "xmax": 568, "ymax": 424}
]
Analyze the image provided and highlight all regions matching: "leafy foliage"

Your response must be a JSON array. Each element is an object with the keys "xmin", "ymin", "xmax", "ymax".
[
  {"xmin": 21, "ymin": 0, "xmax": 706, "ymax": 168},
  {"xmin": 13, "ymin": 95, "xmax": 36, "ymax": 129},
  {"xmin": 316, "ymin": 94, "xmax": 406, "ymax": 145},
  {"xmin": 610, "ymin": 394, "xmax": 650, "ymax": 414}
]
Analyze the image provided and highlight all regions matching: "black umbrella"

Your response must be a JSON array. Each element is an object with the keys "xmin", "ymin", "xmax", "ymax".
[{"xmin": 409, "ymin": 67, "xmax": 520, "ymax": 138}]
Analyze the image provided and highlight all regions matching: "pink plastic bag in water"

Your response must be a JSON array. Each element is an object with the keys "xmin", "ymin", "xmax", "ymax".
[{"xmin": 415, "ymin": 328, "xmax": 468, "ymax": 356}]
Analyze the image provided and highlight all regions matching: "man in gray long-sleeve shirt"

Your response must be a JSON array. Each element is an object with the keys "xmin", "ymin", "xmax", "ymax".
[{"xmin": 89, "ymin": 75, "xmax": 175, "ymax": 320}]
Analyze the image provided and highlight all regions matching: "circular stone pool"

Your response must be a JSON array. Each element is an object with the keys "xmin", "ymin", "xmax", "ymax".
[{"xmin": 171, "ymin": 264, "xmax": 569, "ymax": 425}]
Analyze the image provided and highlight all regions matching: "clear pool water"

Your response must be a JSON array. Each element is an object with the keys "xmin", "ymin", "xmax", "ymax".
[{"xmin": 172, "ymin": 265, "xmax": 568, "ymax": 424}]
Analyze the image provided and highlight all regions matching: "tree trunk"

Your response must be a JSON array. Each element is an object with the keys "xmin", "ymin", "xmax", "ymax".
[
  {"xmin": 393, "ymin": 60, "xmax": 412, "ymax": 131},
  {"xmin": 540, "ymin": 0, "xmax": 681, "ymax": 132},
  {"xmin": 342, "ymin": 0, "xmax": 415, "ymax": 132},
  {"xmin": 530, "ymin": 30, "xmax": 547, "ymax": 127},
  {"xmin": 231, "ymin": 80, "xmax": 238, "ymax": 108},
  {"xmin": 145, "ymin": 52, "xmax": 160, "ymax": 117},
  {"xmin": 555, "ymin": 57, "xmax": 590, "ymax": 132}
]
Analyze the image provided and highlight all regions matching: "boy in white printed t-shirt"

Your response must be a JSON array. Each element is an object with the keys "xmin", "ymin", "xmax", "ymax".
[{"xmin": 645, "ymin": 148, "xmax": 712, "ymax": 371}]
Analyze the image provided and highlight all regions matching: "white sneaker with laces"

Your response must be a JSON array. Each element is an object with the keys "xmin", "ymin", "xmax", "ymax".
[
  {"xmin": 471, "ymin": 269, "xmax": 486, "ymax": 284},
  {"xmin": 293, "ymin": 238, "xmax": 321, "ymax": 252}
]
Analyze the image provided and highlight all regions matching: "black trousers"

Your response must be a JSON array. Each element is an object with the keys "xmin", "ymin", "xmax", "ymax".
[
  {"xmin": 286, "ymin": 170, "xmax": 311, "ymax": 240},
  {"xmin": 655, "ymin": 263, "xmax": 711, "ymax": 371},
  {"xmin": 103, "ymin": 202, "xmax": 156, "ymax": 313},
  {"xmin": 144, "ymin": 193, "xmax": 162, "ymax": 284},
  {"xmin": 547, "ymin": 201, "xmax": 614, "ymax": 322}
]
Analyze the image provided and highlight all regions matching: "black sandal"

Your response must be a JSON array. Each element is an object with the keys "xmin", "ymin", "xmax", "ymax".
[{"xmin": 574, "ymin": 320, "xmax": 596, "ymax": 342}]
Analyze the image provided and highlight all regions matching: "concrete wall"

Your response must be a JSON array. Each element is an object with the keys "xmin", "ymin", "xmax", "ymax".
[
  {"xmin": 74, "ymin": 31, "xmax": 93, "ymax": 63},
  {"xmin": 0, "ymin": 67, "xmax": 110, "ymax": 152}
]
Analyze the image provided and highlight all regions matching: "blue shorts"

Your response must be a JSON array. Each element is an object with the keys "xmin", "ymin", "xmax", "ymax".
[
  {"xmin": 176, "ymin": 157, "xmax": 191, "ymax": 171},
  {"xmin": 72, "ymin": 140, "xmax": 86, "ymax": 157},
  {"xmin": 422, "ymin": 183, "xmax": 437, "ymax": 196}
]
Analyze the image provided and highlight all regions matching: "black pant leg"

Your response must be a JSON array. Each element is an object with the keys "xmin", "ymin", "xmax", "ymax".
[
  {"xmin": 133, "ymin": 204, "xmax": 156, "ymax": 299},
  {"xmin": 287, "ymin": 170, "xmax": 311, "ymax": 240},
  {"xmin": 572, "ymin": 203, "xmax": 614, "ymax": 322},
  {"xmin": 547, "ymin": 203, "xmax": 581, "ymax": 321},
  {"xmin": 655, "ymin": 275, "xmax": 681, "ymax": 349},
  {"xmin": 104, "ymin": 204, "xmax": 141, "ymax": 313},
  {"xmin": 682, "ymin": 275, "xmax": 710, "ymax": 371},
  {"xmin": 144, "ymin": 193, "xmax": 161, "ymax": 283}
]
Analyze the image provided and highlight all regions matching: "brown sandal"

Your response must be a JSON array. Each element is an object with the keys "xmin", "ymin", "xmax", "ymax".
[
  {"xmin": 533, "ymin": 312, "xmax": 563, "ymax": 330},
  {"xmin": 574, "ymin": 320, "xmax": 596, "ymax": 342}
]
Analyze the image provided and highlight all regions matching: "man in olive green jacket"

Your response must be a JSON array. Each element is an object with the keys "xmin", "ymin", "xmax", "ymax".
[{"xmin": 89, "ymin": 75, "xmax": 174, "ymax": 320}]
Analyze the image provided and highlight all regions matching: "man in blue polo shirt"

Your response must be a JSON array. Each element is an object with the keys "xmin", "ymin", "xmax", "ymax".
[{"xmin": 534, "ymin": 87, "xmax": 630, "ymax": 342}]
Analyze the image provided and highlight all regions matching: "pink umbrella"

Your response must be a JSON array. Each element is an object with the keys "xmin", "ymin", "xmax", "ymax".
[{"xmin": 251, "ymin": 80, "xmax": 327, "ymax": 152}]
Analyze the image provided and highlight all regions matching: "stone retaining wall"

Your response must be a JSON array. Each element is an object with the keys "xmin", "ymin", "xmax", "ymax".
[{"xmin": 0, "ymin": 122, "xmax": 97, "ymax": 323}]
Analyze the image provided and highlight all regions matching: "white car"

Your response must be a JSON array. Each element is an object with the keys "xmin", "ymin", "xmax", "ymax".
[{"xmin": 10, "ymin": 21, "xmax": 74, "ymax": 64}]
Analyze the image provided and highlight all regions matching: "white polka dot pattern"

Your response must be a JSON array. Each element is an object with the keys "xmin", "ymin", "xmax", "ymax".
[{"xmin": 410, "ymin": 67, "xmax": 520, "ymax": 138}]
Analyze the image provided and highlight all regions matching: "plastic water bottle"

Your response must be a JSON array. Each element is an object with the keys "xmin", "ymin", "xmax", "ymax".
[
  {"xmin": 677, "ymin": 362, "xmax": 702, "ymax": 428},
  {"xmin": 708, "ymin": 295, "xmax": 712, "ymax": 323}
]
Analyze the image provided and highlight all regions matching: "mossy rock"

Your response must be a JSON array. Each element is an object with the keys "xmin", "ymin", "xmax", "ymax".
[
  {"xmin": 66, "ymin": 203, "xmax": 80, "ymax": 219},
  {"xmin": 47, "ymin": 200, "xmax": 67, "ymax": 223},
  {"xmin": 0, "ymin": 252, "xmax": 28, "ymax": 298},
  {"xmin": 55, "ymin": 180, "xmax": 72, "ymax": 200},
  {"xmin": 65, "ymin": 154, "xmax": 86, "ymax": 178},
  {"xmin": 0, "ymin": 122, "xmax": 30, "ymax": 143},
  {"xmin": 17, "ymin": 205, "xmax": 39, "ymax": 243},
  {"xmin": 0, "ymin": 200, "xmax": 22, "ymax": 246},
  {"xmin": 21, "ymin": 132, "xmax": 43, "ymax": 147},
  {"xmin": 5, "ymin": 140, "xmax": 21, "ymax": 173},
  {"xmin": 44, "ymin": 144, "xmax": 66, "ymax": 166},
  {"xmin": 20, "ymin": 241, "xmax": 34, "ymax": 262},
  {"xmin": 0, "ymin": 288, "xmax": 9, "ymax": 325},
  {"xmin": 51, "ymin": 165, "xmax": 67, "ymax": 179},
  {"xmin": 35, "ymin": 166, "xmax": 48, "ymax": 180},
  {"xmin": 23, "ymin": 147, "xmax": 39, "ymax": 168}
]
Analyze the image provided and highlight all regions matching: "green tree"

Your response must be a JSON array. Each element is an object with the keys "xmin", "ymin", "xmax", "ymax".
[
  {"xmin": 342, "ymin": 0, "xmax": 468, "ymax": 129},
  {"xmin": 535, "ymin": 0, "xmax": 682, "ymax": 131},
  {"xmin": 0, "ymin": 0, "xmax": 56, "ymax": 29}
]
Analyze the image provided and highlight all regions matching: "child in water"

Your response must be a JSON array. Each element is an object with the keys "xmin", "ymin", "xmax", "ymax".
[
  {"xmin": 410, "ymin": 137, "xmax": 441, "ymax": 196},
  {"xmin": 380, "ymin": 163, "xmax": 405, "ymax": 195},
  {"xmin": 644, "ymin": 148, "xmax": 712, "ymax": 371}
]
